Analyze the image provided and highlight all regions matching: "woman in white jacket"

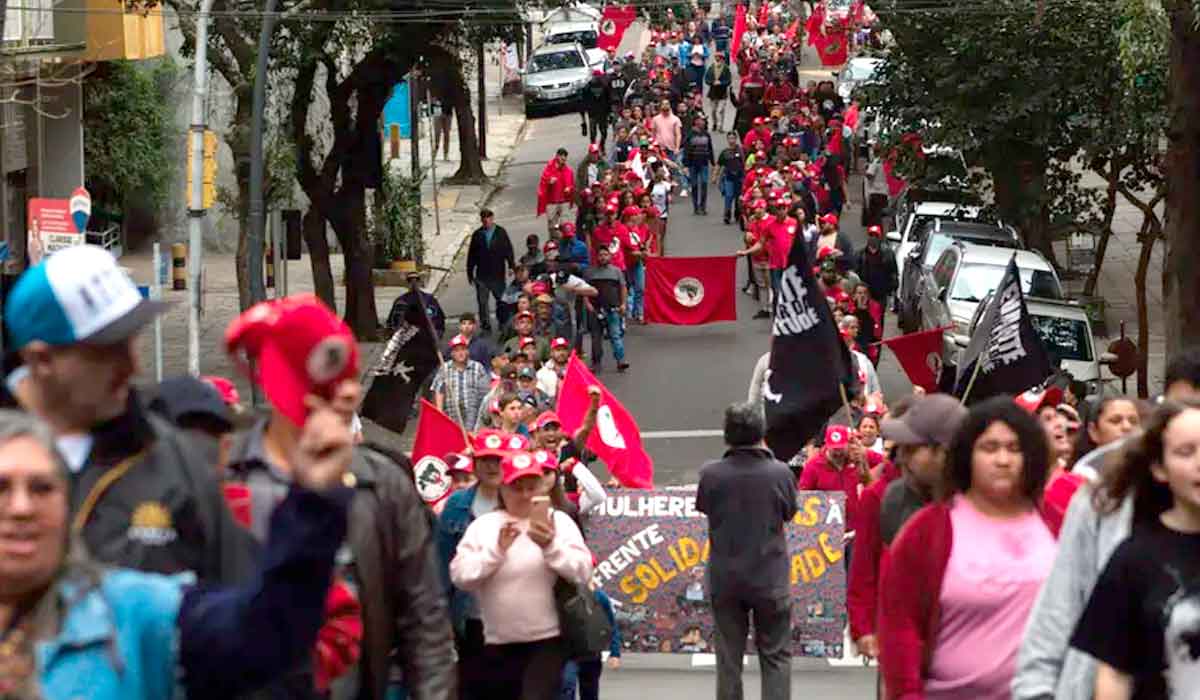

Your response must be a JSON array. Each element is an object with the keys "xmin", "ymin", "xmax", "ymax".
[{"xmin": 450, "ymin": 450, "xmax": 593, "ymax": 700}]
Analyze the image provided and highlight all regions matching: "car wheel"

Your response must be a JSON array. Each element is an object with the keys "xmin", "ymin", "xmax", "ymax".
[{"xmin": 524, "ymin": 101, "xmax": 539, "ymax": 118}]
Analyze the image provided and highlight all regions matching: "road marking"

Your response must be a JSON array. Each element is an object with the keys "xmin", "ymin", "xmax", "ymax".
[{"xmin": 641, "ymin": 429, "xmax": 724, "ymax": 439}]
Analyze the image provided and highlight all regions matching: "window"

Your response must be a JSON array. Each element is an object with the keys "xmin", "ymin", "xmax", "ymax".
[
  {"xmin": 1031, "ymin": 315, "xmax": 1094, "ymax": 363},
  {"xmin": 931, "ymin": 249, "xmax": 958, "ymax": 291},
  {"xmin": 950, "ymin": 263, "xmax": 1062, "ymax": 303},
  {"xmin": 528, "ymin": 51, "xmax": 584, "ymax": 73}
]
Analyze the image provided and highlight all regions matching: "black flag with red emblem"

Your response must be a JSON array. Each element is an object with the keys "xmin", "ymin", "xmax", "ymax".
[
  {"xmin": 360, "ymin": 296, "xmax": 440, "ymax": 433},
  {"xmin": 764, "ymin": 235, "xmax": 860, "ymax": 462}
]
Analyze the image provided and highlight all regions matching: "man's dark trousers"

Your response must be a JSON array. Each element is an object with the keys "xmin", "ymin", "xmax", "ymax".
[
  {"xmin": 475, "ymin": 278, "xmax": 505, "ymax": 329},
  {"xmin": 711, "ymin": 594, "xmax": 792, "ymax": 700}
]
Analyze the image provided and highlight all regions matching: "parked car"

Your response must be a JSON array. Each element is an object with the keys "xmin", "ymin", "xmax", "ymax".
[
  {"xmin": 886, "ymin": 199, "xmax": 984, "ymax": 282},
  {"xmin": 895, "ymin": 220, "xmax": 1021, "ymax": 332},
  {"xmin": 545, "ymin": 20, "xmax": 599, "ymax": 48},
  {"xmin": 523, "ymin": 42, "xmax": 592, "ymax": 115},
  {"xmin": 836, "ymin": 56, "xmax": 883, "ymax": 102},
  {"xmin": 948, "ymin": 294, "xmax": 1113, "ymax": 396},
  {"xmin": 584, "ymin": 47, "xmax": 610, "ymax": 72},
  {"xmin": 918, "ymin": 241, "xmax": 1063, "ymax": 360}
]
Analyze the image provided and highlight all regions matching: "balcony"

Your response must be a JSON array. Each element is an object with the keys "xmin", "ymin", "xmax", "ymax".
[{"xmin": 84, "ymin": 0, "xmax": 164, "ymax": 61}]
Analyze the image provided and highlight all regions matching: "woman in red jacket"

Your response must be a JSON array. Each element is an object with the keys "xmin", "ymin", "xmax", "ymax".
[{"xmin": 878, "ymin": 397, "xmax": 1057, "ymax": 700}]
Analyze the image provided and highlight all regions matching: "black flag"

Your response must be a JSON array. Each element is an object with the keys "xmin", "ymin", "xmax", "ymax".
[
  {"xmin": 360, "ymin": 296, "xmax": 440, "ymax": 433},
  {"xmin": 953, "ymin": 256, "xmax": 1054, "ymax": 403},
  {"xmin": 764, "ymin": 234, "xmax": 861, "ymax": 462}
]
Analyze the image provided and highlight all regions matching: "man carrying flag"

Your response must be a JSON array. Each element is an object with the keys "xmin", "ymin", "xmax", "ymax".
[
  {"xmin": 764, "ymin": 229, "xmax": 860, "ymax": 461},
  {"xmin": 954, "ymin": 256, "xmax": 1055, "ymax": 403},
  {"xmin": 359, "ymin": 291, "xmax": 441, "ymax": 433}
]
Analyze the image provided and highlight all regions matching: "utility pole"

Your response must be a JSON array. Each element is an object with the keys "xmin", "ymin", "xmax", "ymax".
[
  {"xmin": 409, "ymin": 61, "xmax": 423, "ymax": 242},
  {"xmin": 247, "ymin": 0, "xmax": 280, "ymax": 309},
  {"xmin": 186, "ymin": 0, "xmax": 216, "ymax": 376},
  {"xmin": 477, "ymin": 41, "xmax": 487, "ymax": 159}
]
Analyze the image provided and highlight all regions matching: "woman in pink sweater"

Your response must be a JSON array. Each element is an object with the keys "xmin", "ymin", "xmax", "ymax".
[{"xmin": 450, "ymin": 450, "xmax": 593, "ymax": 700}]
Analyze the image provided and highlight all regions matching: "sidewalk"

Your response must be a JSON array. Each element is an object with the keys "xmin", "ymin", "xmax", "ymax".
[{"xmin": 120, "ymin": 57, "xmax": 528, "ymax": 444}]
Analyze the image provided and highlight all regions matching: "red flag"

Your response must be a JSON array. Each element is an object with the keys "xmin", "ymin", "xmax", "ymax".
[
  {"xmin": 813, "ymin": 28, "xmax": 849, "ymax": 66},
  {"xmin": 411, "ymin": 399, "xmax": 469, "ymax": 507},
  {"xmin": 784, "ymin": 18, "xmax": 800, "ymax": 42},
  {"xmin": 556, "ymin": 355, "xmax": 654, "ymax": 488},
  {"xmin": 644, "ymin": 256, "xmax": 737, "ymax": 325},
  {"xmin": 880, "ymin": 327, "xmax": 948, "ymax": 393},
  {"xmin": 731, "ymin": 5, "xmax": 748, "ymax": 59},
  {"xmin": 805, "ymin": 1, "xmax": 826, "ymax": 46},
  {"xmin": 597, "ymin": 5, "xmax": 636, "ymax": 52}
]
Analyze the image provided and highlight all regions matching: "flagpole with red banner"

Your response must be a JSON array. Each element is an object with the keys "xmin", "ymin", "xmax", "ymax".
[
  {"xmin": 556, "ymin": 354, "xmax": 654, "ymax": 488},
  {"xmin": 878, "ymin": 326, "xmax": 951, "ymax": 393},
  {"xmin": 731, "ymin": 4, "xmax": 748, "ymax": 59}
]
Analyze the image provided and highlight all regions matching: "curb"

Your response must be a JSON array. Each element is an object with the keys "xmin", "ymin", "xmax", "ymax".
[{"xmin": 428, "ymin": 114, "xmax": 531, "ymax": 296}]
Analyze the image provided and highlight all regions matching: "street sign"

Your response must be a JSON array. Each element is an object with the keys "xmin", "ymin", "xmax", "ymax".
[{"xmin": 186, "ymin": 130, "xmax": 218, "ymax": 208}]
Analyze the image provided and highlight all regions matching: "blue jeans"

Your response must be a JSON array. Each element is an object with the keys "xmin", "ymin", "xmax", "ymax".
[
  {"xmin": 688, "ymin": 164, "xmax": 710, "ymax": 210},
  {"xmin": 560, "ymin": 657, "xmax": 603, "ymax": 700},
  {"xmin": 590, "ymin": 307, "xmax": 626, "ymax": 364},
  {"xmin": 720, "ymin": 177, "xmax": 741, "ymax": 219},
  {"xmin": 626, "ymin": 262, "xmax": 645, "ymax": 319},
  {"xmin": 770, "ymin": 269, "xmax": 783, "ymax": 311},
  {"xmin": 670, "ymin": 150, "xmax": 690, "ymax": 192}
]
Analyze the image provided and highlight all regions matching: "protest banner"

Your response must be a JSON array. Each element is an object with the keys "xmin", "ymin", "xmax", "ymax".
[{"xmin": 588, "ymin": 488, "xmax": 847, "ymax": 658}]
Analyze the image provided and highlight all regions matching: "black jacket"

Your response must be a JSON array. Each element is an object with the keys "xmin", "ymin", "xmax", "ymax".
[
  {"xmin": 225, "ymin": 429, "xmax": 456, "ymax": 700},
  {"xmin": 581, "ymin": 76, "xmax": 612, "ymax": 117},
  {"xmin": 387, "ymin": 289, "xmax": 446, "ymax": 338},
  {"xmin": 466, "ymin": 225, "xmax": 515, "ymax": 285},
  {"xmin": 854, "ymin": 243, "xmax": 899, "ymax": 300},
  {"xmin": 70, "ymin": 394, "xmax": 256, "ymax": 586}
]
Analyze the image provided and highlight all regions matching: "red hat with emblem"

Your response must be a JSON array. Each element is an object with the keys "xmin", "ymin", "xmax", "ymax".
[
  {"xmin": 551, "ymin": 337, "xmax": 570, "ymax": 349},
  {"xmin": 501, "ymin": 451, "xmax": 547, "ymax": 484},
  {"xmin": 816, "ymin": 246, "xmax": 837, "ymax": 261},
  {"xmin": 559, "ymin": 221, "xmax": 576, "ymax": 237},
  {"xmin": 622, "ymin": 205, "xmax": 642, "ymax": 218},
  {"xmin": 820, "ymin": 213, "xmax": 839, "ymax": 227},
  {"xmin": 824, "ymin": 424, "xmax": 850, "ymax": 450},
  {"xmin": 225, "ymin": 294, "xmax": 359, "ymax": 427},
  {"xmin": 449, "ymin": 334, "xmax": 469, "ymax": 348},
  {"xmin": 867, "ymin": 225, "xmax": 883, "ymax": 238},
  {"xmin": 532, "ymin": 448, "xmax": 560, "ymax": 472}
]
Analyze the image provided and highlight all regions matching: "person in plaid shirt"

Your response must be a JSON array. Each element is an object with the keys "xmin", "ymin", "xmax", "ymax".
[{"xmin": 432, "ymin": 335, "xmax": 492, "ymax": 429}]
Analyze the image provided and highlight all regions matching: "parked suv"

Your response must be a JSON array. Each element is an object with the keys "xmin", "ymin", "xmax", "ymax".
[
  {"xmin": 523, "ymin": 42, "xmax": 591, "ymax": 115},
  {"xmin": 918, "ymin": 241, "xmax": 1063, "ymax": 361},
  {"xmin": 895, "ymin": 220, "xmax": 1021, "ymax": 332}
]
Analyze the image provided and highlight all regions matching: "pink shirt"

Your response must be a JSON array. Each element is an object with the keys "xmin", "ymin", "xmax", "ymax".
[
  {"xmin": 449, "ymin": 509, "xmax": 593, "ymax": 644},
  {"xmin": 651, "ymin": 113, "xmax": 683, "ymax": 152},
  {"xmin": 925, "ymin": 496, "xmax": 1055, "ymax": 699}
]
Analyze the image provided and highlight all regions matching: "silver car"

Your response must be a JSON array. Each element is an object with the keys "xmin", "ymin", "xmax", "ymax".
[{"xmin": 523, "ymin": 42, "xmax": 592, "ymax": 115}]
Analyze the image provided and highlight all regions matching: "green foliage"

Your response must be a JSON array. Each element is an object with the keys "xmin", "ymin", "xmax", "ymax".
[
  {"xmin": 83, "ymin": 58, "xmax": 179, "ymax": 213},
  {"xmin": 378, "ymin": 165, "xmax": 426, "ymax": 262}
]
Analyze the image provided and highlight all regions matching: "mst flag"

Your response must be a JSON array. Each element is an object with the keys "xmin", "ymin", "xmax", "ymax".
[
  {"xmin": 954, "ymin": 257, "xmax": 1054, "ymax": 403},
  {"xmin": 360, "ymin": 297, "xmax": 440, "ymax": 433},
  {"xmin": 731, "ymin": 4, "xmax": 748, "ymax": 58},
  {"xmin": 881, "ymin": 326, "xmax": 948, "ymax": 393},
  {"xmin": 765, "ymin": 237, "xmax": 859, "ymax": 462},
  {"xmin": 411, "ymin": 399, "xmax": 470, "ymax": 508},
  {"xmin": 644, "ymin": 256, "xmax": 737, "ymax": 325},
  {"xmin": 597, "ymin": 5, "xmax": 636, "ymax": 52},
  {"xmin": 557, "ymin": 355, "xmax": 654, "ymax": 488}
]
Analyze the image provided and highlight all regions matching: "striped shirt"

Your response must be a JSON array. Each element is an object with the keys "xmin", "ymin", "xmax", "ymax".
[{"xmin": 432, "ymin": 359, "xmax": 492, "ymax": 430}]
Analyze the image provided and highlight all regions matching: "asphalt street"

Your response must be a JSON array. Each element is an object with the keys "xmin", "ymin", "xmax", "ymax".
[{"xmin": 436, "ymin": 109, "xmax": 912, "ymax": 485}]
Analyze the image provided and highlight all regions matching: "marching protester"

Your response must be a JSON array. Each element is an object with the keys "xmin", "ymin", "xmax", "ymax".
[
  {"xmin": 148, "ymin": 374, "xmax": 242, "ymax": 477},
  {"xmin": 2, "ymin": 245, "xmax": 253, "ymax": 584},
  {"xmin": 0, "ymin": 408, "xmax": 351, "ymax": 699},
  {"xmin": 453, "ymin": 312, "xmax": 498, "ymax": 367},
  {"xmin": 449, "ymin": 450, "xmax": 593, "ymax": 700},
  {"xmin": 583, "ymin": 246, "xmax": 630, "ymax": 374},
  {"xmin": 704, "ymin": 53, "xmax": 733, "ymax": 132},
  {"xmin": 537, "ymin": 148, "xmax": 577, "ymax": 236},
  {"xmin": 387, "ymin": 268, "xmax": 447, "ymax": 339},
  {"xmin": 433, "ymin": 334, "xmax": 493, "ymax": 430},
  {"xmin": 1013, "ymin": 351, "xmax": 1200, "ymax": 700},
  {"xmin": 222, "ymin": 295, "xmax": 455, "ymax": 699},
  {"xmin": 880, "ymin": 397, "xmax": 1056, "ymax": 699},
  {"xmin": 467, "ymin": 208, "xmax": 516, "ymax": 332},
  {"xmin": 684, "ymin": 114, "xmax": 717, "ymax": 214},
  {"xmin": 697, "ymin": 402, "xmax": 797, "ymax": 700}
]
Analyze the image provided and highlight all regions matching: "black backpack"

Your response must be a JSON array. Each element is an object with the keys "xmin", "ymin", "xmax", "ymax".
[{"xmin": 554, "ymin": 577, "xmax": 613, "ymax": 658}]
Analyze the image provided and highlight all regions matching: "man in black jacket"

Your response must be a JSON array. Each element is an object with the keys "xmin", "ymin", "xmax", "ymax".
[
  {"xmin": 465, "ymin": 208, "xmax": 515, "ymax": 332},
  {"xmin": 386, "ymin": 268, "xmax": 447, "ymax": 338},
  {"xmin": 580, "ymin": 69, "xmax": 613, "ymax": 151},
  {"xmin": 853, "ymin": 225, "xmax": 899, "ymax": 307},
  {"xmin": 2, "ymin": 244, "xmax": 254, "ymax": 586},
  {"xmin": 697, "ymin": 402, "xmax": 797, "ymax": 700}
]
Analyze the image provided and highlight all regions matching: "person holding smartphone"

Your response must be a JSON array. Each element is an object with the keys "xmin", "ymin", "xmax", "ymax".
[{"xmin": 450, "ymin": 450, "xmax": 593, "ymax": 700}]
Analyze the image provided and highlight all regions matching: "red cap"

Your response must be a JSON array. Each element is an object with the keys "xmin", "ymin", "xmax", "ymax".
[
  {"xmin": 472, "ymin": 429, "xmax": 529, "ymax": 458},
  {"xmin": 446, "ymin": 453, "xmax": 474, "ymax": 474},
  {"xmin": 449, "ymin": 334, "xmax": 469, "ymax": 349},
  {"xmin": 588, "ymin": 142, "xmax": 600, "ymax": 153},
  {"xmin": 820, "ymin": 213, "xmax": 839, "ymax": 227},
  {"xmin": 225, "ymin": 294, "xmax": 359, "ymax": 427},
  {"xmin": 559, "ymin": 222, "xmax": 576, "ymax": 236},
  {"xmin": 502, "ymin": 451, "xmax": 547, "ymax": 484},
  {"xmin": 551, "ymin": 337, "xmax": 570, "ymax": 349},
  {"xmin": 606, "ymin": 203, "xmax": 619, "ymax": 214},
  {"xmin": 202, "ymin": 375, "xmax": 241, "ymax": 407},
  {"xmin": 867, "ymin": 225, "xmax": 883, "ymax": 238},
  {"xmin": 519, "ymin": 336, "xmax": 536, "ymax": 349},
  {"xmin": 543, "ymin": 240, "xmax": 560, "ymax": 253},
  {"xmin": 752, "ymin": 199, "xmax": 768, "ymax": 211},
  {"xmin": 825, "ymin": 424, "xmax": 850, "ymax": 450},
  {"xmin": 817, "ymin": 246, "xmax": 837, "ymax": 261},
  {"xmin": 592, "ymin": 69, "xmax": 604, "ymax": 77},
  {"xmin": 535, "ymin": 411, "xmax": 562, "ymax": 431},
  {"xmin": 532, "ymin": 448, "xmax": 560, "ymax": 472},
  {"xmin": 622, "ymin": 205, "xmax": 642, "ymax": 218},
  {"xmin": 516, "ymin": 310, "xmax": 534, "ymax": 320},
  {"xmin": 753, "ymin": 117, "xmax": 765, "ymax": 126},
  {"xmin": 1014, "ymin": 385, "xmax": 1064, "ymax": 414}
]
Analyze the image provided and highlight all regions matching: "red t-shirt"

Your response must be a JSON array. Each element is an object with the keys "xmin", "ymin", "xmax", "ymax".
[
  {"xmin": 746, "ymin": 219, "xmax": 771, "ymax": 265},
  {"xmin": 766, "ymin": 216, "xmax": 797, "ymax": 270},
  {"xmin": 799, "ymin": 451, "xmax": 864, "ymax": 531},
  {"xmin": 591, "ymin": 222, "xmax": 627, "ymax": 270}
]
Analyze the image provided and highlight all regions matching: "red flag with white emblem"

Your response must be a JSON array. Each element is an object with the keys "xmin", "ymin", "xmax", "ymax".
[
  {"xmin": 556, "ymin": 355, "xmax": 654, "ymax": 488},
  {"xmin": 880, "ymin": 327, "xmax": 948, "ymax": 393},
  {"xmin": 410, "ymin": 399, "xmax": 469, "ymax": 508},
  {"xmin": 597, "ymin": 5, "xmax": 636, "ymax": 52},
  {"xmin": 644, "ymin": 256, "xmax": 738, "ymax": 325}
]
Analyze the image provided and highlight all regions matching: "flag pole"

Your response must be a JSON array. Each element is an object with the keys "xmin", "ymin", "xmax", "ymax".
[
  {"xmin": 959, "ymin": 359, "xmax": 985, "ymax": 405},
  {"xmin": 413, "ymin": 292, "xmax": 473, "ymax": 448}
]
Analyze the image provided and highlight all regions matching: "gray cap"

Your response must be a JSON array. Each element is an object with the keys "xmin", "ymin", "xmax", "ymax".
[{"xmin": 881, "ymin": 394, "xmax": 967, "ymax": 447}]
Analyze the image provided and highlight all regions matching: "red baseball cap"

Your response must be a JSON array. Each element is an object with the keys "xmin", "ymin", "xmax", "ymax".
[
  {"xmin": 446, "ymin": 453, "xmax": 474, "ymax": 474},
  {"xmin": 1014, "ymin": 385, "xmax": 1064, "ymax": 414},
  {"xmin": 502, "ymin": 451, "xmax": 547, "ymax": 484},
  {"xmin": 516, "ymin": 310, "xmax": 534, "ymax": 320},
  {"xmin": 519, "ymin": 336, "xmax": 536, "ymax": 349},
  {"xmin": 449, "ymin": 334, "xmax": 469, "ymax": 348},
  {"xmin": 535, "ymin": 411, "xmax": 562, "ymax": 431},
  {"xmin": 825, "ymin": 424, "xmax": 850, "ymax": 450},
  {"xmin": 817, "ymin": 246, "xmax": 837, "ymax": 261},
  {"xmin": 820, "ymin": 213, "xmax": 839, "ymax": 227},
  {"xmin": 867, "ymin": 225, "xmax": 883, "ymax": 238},
  {"xmin": 622, "ymin": 205, "xmax": 642, "ymax": 218},
  {"xmin": 202, "ymin": 375, "xmax": 241, "ymax": 408},
  {"xmin": 588, "ymin": 142, "xmax": 600, "ymax": 153},
  {"xmin": 543, "ymin": 240, "xmax": 560, "ymax": 254},
  {"xmin": 225, "ymin": 294, "xmax": 359, "ymax": 427},
  {"xmin": 532, "ymin": 448, "xmax": 560, "ymax": 472},
  {"xmin": 559, "ymin": 222, "xmax": 576, "ymax": 237},
  {"xmin": 551, "ymin": 337, "xmax": 570, "ymax": 349}
]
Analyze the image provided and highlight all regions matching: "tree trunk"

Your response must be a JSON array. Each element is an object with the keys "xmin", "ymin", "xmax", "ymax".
[
  {"xmin": 303, "ymin": 208, "xmax": 336, "ymax": 310},
  {"xmin": 437, "ymin": 54, "xmax": 488, "ymax": 184},
  {"xmin": 328, "ymin": 188, "xmax": 378, "ymax": 340},
  {"xmin": 986, "ymin": 151, "xmax": 1059, "ymax": 266},
  {"xmin": 1083, "ymin": 162, "xmax": 1120, "ymax": 297},
  {"xmin": 230, "ymin": 88, "xmax": 253, "ymax": 311},
  {"xmin": 1163, "ymin": 0, "xmax": 1200, "ymax": 360},
  {"xmin": 1134, "ymin": 217, "xmax": 1157, "ymax": 399}
]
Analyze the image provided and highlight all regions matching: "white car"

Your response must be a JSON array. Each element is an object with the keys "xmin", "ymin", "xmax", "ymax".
[
  {"xmin": 544, "ymin": 20, "xmax": 599, "ymax": 49},
  {"xmin": 887, "ymin": 199, "xmax": 985, "ymax": 285},
  {"xmin": 837, "ymin": 57, "xmax": 883, "ymax": 101}
]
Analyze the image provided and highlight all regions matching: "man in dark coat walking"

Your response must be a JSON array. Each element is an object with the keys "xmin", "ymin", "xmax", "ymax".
[
  {"xmin": 466, "ymin": 208, "xmax": 515, "ymax": 332},
  {"xmin": 853, "ymin": 225, "xmax": 899, "ymax": 306},
  {"xmin": 697, "ymin": 402, "xmax": 797, "ymax": 700}
]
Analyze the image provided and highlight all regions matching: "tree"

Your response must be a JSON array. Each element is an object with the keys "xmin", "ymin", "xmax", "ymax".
[{"xmin": 1162, "ymin": 0, "xmax": 1200, "ymax": 358}]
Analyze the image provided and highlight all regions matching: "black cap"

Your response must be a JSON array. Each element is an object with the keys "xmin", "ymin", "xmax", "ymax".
[{"xmin": 148, "ymin": 376, "xmax": 234, "ymax": 434}]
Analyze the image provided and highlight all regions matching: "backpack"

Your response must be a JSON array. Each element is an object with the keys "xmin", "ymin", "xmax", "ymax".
[{"xmin": 554, "ymin": 577, "xmax": 613, "ymax": 658}]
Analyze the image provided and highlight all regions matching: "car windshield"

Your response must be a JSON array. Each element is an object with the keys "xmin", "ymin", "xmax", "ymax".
[
  {"xmin": 922, "ymin": 233, "xmax": 956, "ymax": 266},
  {"xmin": 1031, "ymin": 315, "xmax": 1094, "ymax": 363},
  {"xmin": 844, "ymin": 61, "xmax": 880, "ymax": 82},
  {"xmin": 950, "ymin": 263, "xmax": 1062, "ymax": 302},
  {"xmin": 529, "ymin": 51, "xmax": 584, "ymax": 73}
]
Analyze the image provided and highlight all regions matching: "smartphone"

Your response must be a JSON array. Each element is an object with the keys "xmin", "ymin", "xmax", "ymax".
[{"xmin": 530, "ymin": 496, "xmax": 551, "ymax": 526}]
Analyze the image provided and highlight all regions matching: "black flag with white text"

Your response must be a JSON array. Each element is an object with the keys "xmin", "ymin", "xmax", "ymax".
[
  {"xmin": 360, "ymin": 296, "xmax": 440, "ymax": 433},
  {"xmin": 764, "ymin": 236, "xmax": 860, "ymax": 462},
  {"xmin": 953, "ymin": 257, "xmax": 1054, "ymax": 403}
]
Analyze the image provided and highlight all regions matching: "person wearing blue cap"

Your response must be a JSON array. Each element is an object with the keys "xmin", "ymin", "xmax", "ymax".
[{"xmin": 2, "ymin": 244, "xmax": 254, "ymax": 586}]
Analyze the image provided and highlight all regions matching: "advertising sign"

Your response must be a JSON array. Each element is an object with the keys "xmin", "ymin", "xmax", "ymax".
[
  {"xmin": 588, "ymin": 488, "xmax": 847, "ymax": 657},
  {"xmin": 27, "ymin": 194, "xmax": 87, "ymax": 265}
]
